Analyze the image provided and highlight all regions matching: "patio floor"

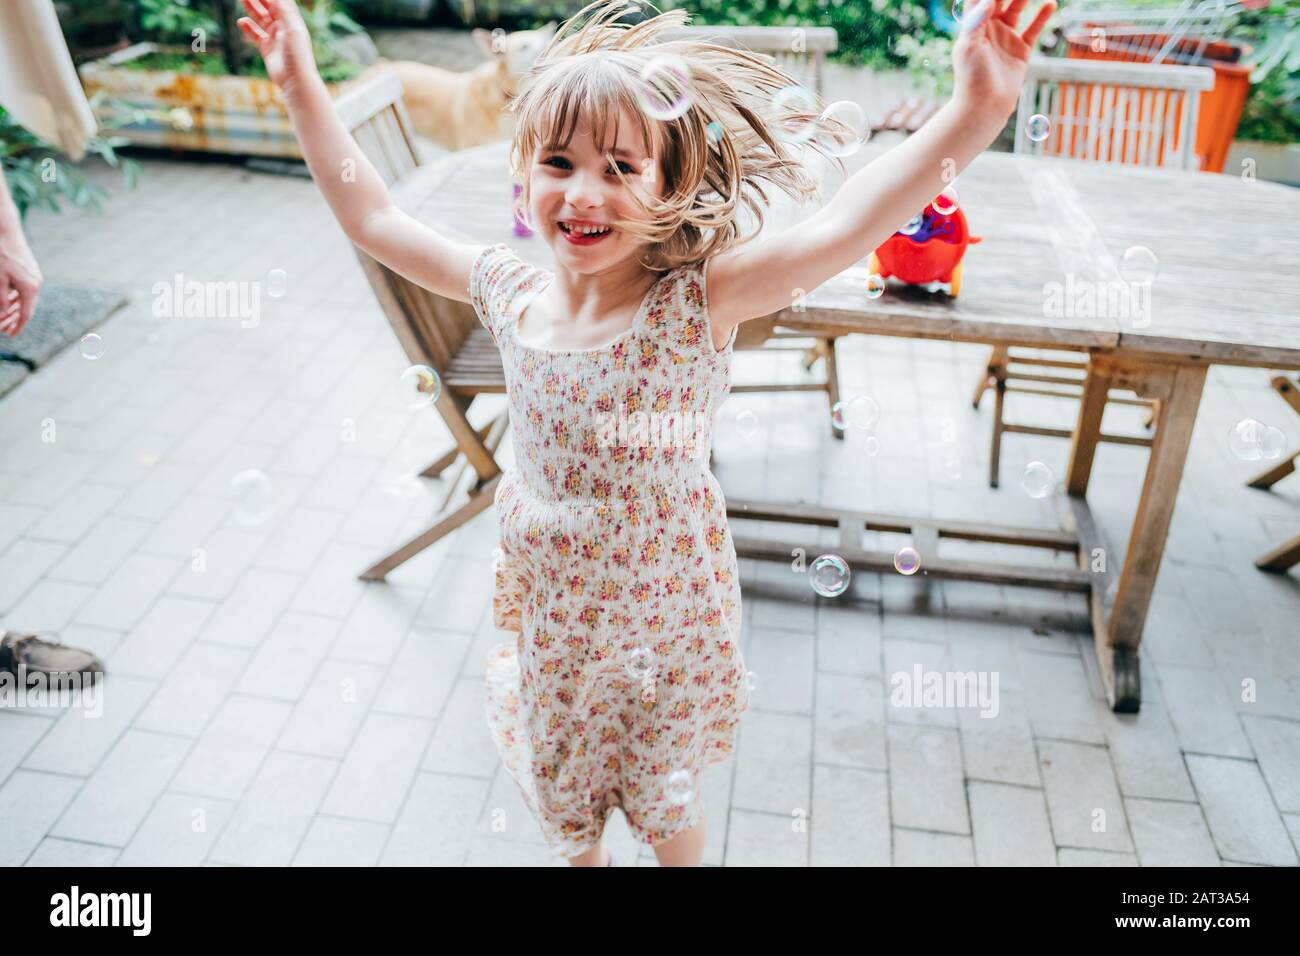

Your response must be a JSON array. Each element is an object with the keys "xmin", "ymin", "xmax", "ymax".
[{"xmin": 1, "ymin": 136, "xmax": 1298, "ymax": 866}]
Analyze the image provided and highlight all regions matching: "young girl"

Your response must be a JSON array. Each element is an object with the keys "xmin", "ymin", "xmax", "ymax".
[{"xmin": 239, "ymin": 0, "xmax": 1053, "ymax": 867}]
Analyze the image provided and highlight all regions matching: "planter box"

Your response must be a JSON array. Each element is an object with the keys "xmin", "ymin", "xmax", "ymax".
[
  {"xmin": 1065, "ymin": 29, "xmax": 1252, "ymax": 173},
  {"xmin": 77, "ymin": 43, "xmax": 371, "ymax": 159},
  {"xmin": 1225, "ymin": 140, "xmax": 1300, "ymax": 187}
]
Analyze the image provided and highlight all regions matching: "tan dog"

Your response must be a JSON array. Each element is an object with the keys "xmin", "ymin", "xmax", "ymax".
[{"xmin": 387, "ymin": 22, "xmax": 557, "ymax": 152}]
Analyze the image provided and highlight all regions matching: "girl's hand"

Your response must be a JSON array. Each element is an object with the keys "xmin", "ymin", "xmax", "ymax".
[
  {"xmin": 237, "ymin": 0, "xmax": 319, "ymax": 99},
  {"xmin": 952, "ymin": 0, "xmax": 1056, "ymax": 121}
]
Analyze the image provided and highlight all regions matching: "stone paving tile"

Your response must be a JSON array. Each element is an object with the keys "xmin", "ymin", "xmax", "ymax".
[
  {"xmin": 968, "ymin": 781, "xmax": 1057, "ymax": 867},
  {"xmin": 894, "ymin": 828, "xmax": 975, "ymax": 866},
  {"xmin": 49, "ymin": 730, "xmax": 192, "ymax": 847},
  {"xmin": 1185, "ymin": 754, "xmax": 1299, "ymax": 866}
]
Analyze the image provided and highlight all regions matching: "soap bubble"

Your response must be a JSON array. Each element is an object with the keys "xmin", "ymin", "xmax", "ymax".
[
  {"xmin": 734, "ymin": 409, "xmax": 759, "ymax": 439},
  {"xmin": 1021, "ymin": 461, "xmax": 1055, "ymax": 498},
  {"xmin": 814, "ymin": 100, "xmax": 869, "ymax": 158},
  {"xmin": 230, "ymin": 468, "xmax": 274, "ymax": 527},
  {"xmin": 1229, "ymin": 419, "xmax": 1267, "ymax": 460},
  {"xmin": 847, "ymin": 395, "xmax": 880, "ymax": 431},
  {"xmin": 893, "ymin": 546, "xmax": 921, "ymax": 575},
  {"xmin": 1026, "ymin": 113, "xmax": 1052, "ymax": 143},
  {"xmin": 486, "ymin": 641, "xmax": 521, "ymax": 685},
  {"xmin": 932, "ymin": 186, "xmax": 959, "ymax": 216},
  {"xmin": 771, "ymin": 85, "xmax": 820, "ymax": 144},
  {"xmin": 624, "ymin": 646, "xmax": 657, "ymax": 681},
  {"xmin": 636, "ymin": 55, "xmax": 693, "ymax": 121},
  {"xmin": 79, "ymin": 333, "xmax": 105, "ymax": 360},
  {"xmin": 866, "ymin": 274, "xmax": 886, "ymax": 299},
  {"xmin": 266, "ymin": 268, "xmax": 288, "ymax": 298},
  {"xmin": 665, "ymin": 768, "xmax": 695, "ymax": 805},
  {"xmin": 1119, "ymin": 246, "xmax": 1158, "ymax": 283},
  {"xmin": 1261, "ymin": 425, "xmax": 1287, "ymax": 460},
  {"xmin": 810, "ymin": 553, "xmax": 851, "ymax": 597},
  {"xmin": 398, "ymin": 365, "xmax": 442, "ymax": 409}
]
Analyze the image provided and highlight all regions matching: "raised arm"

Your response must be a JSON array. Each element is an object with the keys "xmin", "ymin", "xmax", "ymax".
[
  {"xmin": 237, "ymin": 0, "xmax": 480, "ymax": 301},
  {"xmin": 707, "ymin": 0, "xmax": 1056, "ymax": 333}
]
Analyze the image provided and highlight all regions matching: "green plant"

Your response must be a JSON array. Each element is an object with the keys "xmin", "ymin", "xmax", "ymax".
[
  {"xmin": 63, "ymin": 0, "xmax": 368, "ymax": 84},
  {"xmin": 132, "ymin": 0, "xmax": 219, "ymax": 43},
  {"xmin": 0, "ymin": 94, "xmax": 143, "ymax": 221},
  {"xmin": 1231, "ymin": 0, "xmax": 1300, "ymax": 143}
]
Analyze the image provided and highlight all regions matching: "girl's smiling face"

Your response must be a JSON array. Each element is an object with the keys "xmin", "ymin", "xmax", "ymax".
[{"xmin": 531, "ymin": 104, "xmax": 665, "ymax": 268}]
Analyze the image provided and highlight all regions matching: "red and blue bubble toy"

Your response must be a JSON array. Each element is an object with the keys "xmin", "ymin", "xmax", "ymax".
[{"xmin": 867, "ymin": 189, "xmax": 982, "ymax": 298}]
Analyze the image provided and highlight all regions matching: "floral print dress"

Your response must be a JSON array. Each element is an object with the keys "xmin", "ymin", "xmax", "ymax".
[{"xmin": 468, "ymin": 242, "xmax": 750, "ymax": 857}]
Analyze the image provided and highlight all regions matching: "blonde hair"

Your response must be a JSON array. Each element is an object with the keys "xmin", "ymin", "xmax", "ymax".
[{"xmin": 507, "ymin": 0, "xmax": 849, "ymax": 272}]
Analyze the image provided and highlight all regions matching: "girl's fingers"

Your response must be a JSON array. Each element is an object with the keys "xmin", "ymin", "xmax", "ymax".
[
  {"xmin": 266, "ymin": 0, "xmax": 304, "ymax": 31},
  {"xmin": 1002, "ymin": 0, "xmax": 1029, "ymax": 25},
  {"xmin": 240, "ymin": 0, "xmax": 272, "ymax": 31},
  {"xmin": 237, "ymin": 16, "xmax": 270, "ymax": 46},
  {"xmin": 1020, "ymin": 1, "xmax": 1056, "ymax": 48}
]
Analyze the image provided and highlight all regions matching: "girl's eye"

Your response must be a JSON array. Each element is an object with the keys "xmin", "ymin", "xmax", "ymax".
[{"xmin": 541, "ymin": 156, "xmax": 636, "ymax": 175}]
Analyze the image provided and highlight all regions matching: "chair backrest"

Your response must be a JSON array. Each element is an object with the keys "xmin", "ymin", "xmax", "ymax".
[
  {"xmin": 657, "ymin": 25, "xmax": 837, "ymax": 97},
  {"xmin": 1014, "ymin": 55, "xmax": 1215, "ymax": 171},
  {"xmin": 333, "ymin": 67, "xmax": 420, "ymax": 186},
  {"xmin": 336, "ymin": 67, "xmax": 486, "ymax": 382}
]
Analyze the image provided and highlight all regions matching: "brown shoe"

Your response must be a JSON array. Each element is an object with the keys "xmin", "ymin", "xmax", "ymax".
[{"xmin": 0, "ymin": 631, "xmax": 104, "ymax": 678}]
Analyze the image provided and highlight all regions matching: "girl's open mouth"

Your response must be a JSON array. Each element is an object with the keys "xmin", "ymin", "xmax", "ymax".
[{"xmin": 558, "ymin": 221, "xmax": 613, "ymax": 245}]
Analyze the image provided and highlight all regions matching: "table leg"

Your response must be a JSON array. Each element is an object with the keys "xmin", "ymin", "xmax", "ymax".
[
  {"xmin": 1066, "ymin": 353, "xmax": 1112, "ymax": 497},
  {"xmin": 1083, "ymin": 359, "xmax": 1207, "ymax": 712}
]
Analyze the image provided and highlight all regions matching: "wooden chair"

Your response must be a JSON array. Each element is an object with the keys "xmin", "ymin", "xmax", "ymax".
[
  {"xmin": 1250, "ymin": 374, "xmax": 1300, "ymax": 574},
  {"xmin": 662, "ymin": 25, "xmax": 850, "ymax": 439},
  {"xmin": 335, "ymin": 68, "xmax": 511, "ymax": 581},
  {"xmin": 973, "ymin": 55, "xmax": 1215, "ymax": 486}
]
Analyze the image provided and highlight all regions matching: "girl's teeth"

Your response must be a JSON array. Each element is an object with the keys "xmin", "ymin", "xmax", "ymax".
[{"xmin": 564, "ymin": 222, "xmax": 610, "ymax": 235}]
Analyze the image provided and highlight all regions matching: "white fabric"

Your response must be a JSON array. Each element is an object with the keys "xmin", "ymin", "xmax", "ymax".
[{"xmin": 0, "ymin": 0, "xmax": 96, "ymax": 160}]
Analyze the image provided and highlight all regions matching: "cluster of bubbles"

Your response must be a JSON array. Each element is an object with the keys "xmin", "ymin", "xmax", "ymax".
[
  {"xmin": 1229, "ymin": 419, "xmax": 1287, "ymax": 462},
  {"xmin": 229, "ymin": 468, "xmax": 275, "ymax": 528},
  {"xmin": 1021, "ymin": 460, "xmax": 1055, "ymax": 499},
  {"xmin": 634, "ymin": 56, "xmax": 869, "ymax": 159},
  {"xmin": 809, "ymin": 542, "xmax": 925, "ymax": 596},
  {"xmin": 831, "ymin": 394, "xmax": 881, "ymax": 432},
  {"xmin": 398, "ymin": 364, "xmax": 442, "ymax": 409},
  {"xmin": 830, "ymin": 394, "xmax": 882, "ymax": 457}
]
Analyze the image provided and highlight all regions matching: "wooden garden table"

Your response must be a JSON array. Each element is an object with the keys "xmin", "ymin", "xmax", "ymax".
[{"xmin": 393, "ymin": 140, "xmax": 1300, "ymax": 713}]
